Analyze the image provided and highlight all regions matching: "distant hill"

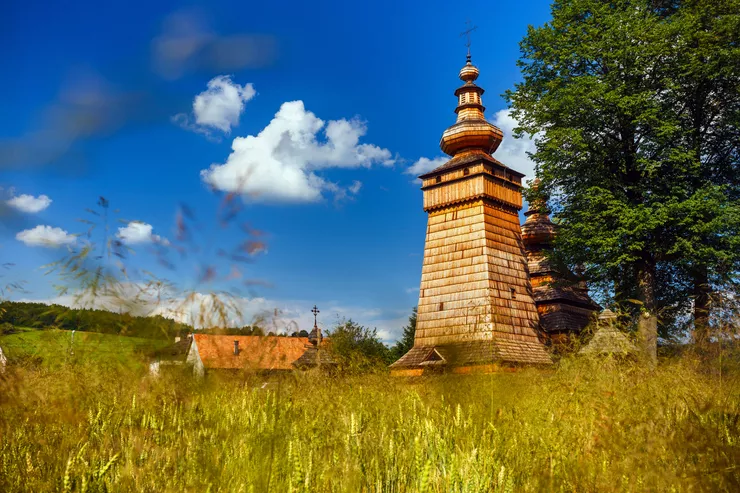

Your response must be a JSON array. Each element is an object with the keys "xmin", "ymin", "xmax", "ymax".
[{"xmin": 0, "ymin": 301, "xmax": 192, "ymax": 340}]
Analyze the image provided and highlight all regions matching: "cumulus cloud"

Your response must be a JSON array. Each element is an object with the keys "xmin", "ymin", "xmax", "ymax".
[
  {"xmin": 201, "ymin": 100, "xmax": 394, "ymax": 203},
  {"xmin": 174, "ymin": 76, "xmax": 256, "ymax": 136},
  {"xmin": 16, "ymin": 225, "xmax": 76, "ymax": 248},
  {"xmin": 117, "ymin": 221, "xmax": 167, "ymax": 245},
  {"xmin": 6, "ymin": 194, "xmax": 52, "ymax": 213},
  {"xmin": 406, "ymin": 110, "xmax": 539, "ymax": 181},
  {"xmin": 490, "ymin": 109, "xmax": 538, "ymax": 180},
  {"xmin": 405, "ymin": 156, "xmax": 448, "ymax": 179},
  {"xmin": 194, "ymin": 77, "xmax": 255, "ymax": 132}
]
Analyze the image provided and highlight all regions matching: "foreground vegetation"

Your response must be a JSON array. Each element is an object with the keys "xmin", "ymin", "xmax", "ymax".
[{"xmin": 1, "ymin": 353, "xmax": 739, "ymax": 492}]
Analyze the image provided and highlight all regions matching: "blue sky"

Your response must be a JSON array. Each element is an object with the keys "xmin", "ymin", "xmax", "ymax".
[{"xmin": 1, "ymin": 0, "xmax": 553, "ymax": 341}]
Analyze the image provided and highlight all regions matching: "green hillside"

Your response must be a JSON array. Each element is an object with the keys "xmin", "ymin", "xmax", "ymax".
[{"xmin": 0, "ymin": 328, "xmax": 171, "ymax": 368}]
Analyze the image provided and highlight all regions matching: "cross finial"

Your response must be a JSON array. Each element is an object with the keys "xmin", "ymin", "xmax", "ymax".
[
  {"xmin": 311, "ymin": 305, "xmax": 320, "ymax": 328},
  {"xmin": 460, "ymin": 20, "xmax": 478, "ymax": 59}
]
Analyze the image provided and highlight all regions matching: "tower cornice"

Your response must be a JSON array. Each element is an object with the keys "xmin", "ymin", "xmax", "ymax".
[{"xmin": 418, "ymin": 151, "xmax": 525, "ymax": 181}]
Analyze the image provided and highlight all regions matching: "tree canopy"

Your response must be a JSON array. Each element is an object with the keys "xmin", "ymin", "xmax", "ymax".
[
  {"xmin": 0, "ymin": 301, "xmax": 191, "ymax": 339},
  {"xmin": 508, "ymin": 0, "xmax": 740, "ymax": 361},
  {"xmin": 327, "ymin": 318, "xmax": 391, "ymax": 372}
]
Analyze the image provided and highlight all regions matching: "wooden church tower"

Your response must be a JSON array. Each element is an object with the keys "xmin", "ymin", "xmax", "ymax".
[
  {"xmin": 391, "ymin": 55, "xmax": 551, "ymax": 375},
  {"xmin": 521, "ymin": 180, "xmax": 600, "ymax": 344}
]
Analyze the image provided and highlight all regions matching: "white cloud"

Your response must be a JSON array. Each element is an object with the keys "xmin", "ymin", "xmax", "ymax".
[
  {"xmin": 174, "ymin": 75, "xmax": 255, "ymax": 136},
  {"xmin": 193, "ymin": 76, "xmax": 255, "ymax": 132},
  {"xmin": 6, "ymin": 194, "xmax": 52, "ymax": 213},
  {"xmin": 16, "ymin": 225, "xmax": 76, "ymax": 248},
  {"xmin": 491, "ymin": 109, "xmax": 539, "ymax": 180},
  {"xmin": 117, "ymin": 221, "xmax": 168, "ymax": 245},
  {"xmin": 406, "ymin": 110, "xmax": 539, "ymax": 181},
  {"xmin": 201, "ymin": 100, "xmax": 394, "ymax": 203},
  {"xmin": 348, "ymin": 180, "xmax": 362, "ymax": 195},
  {"xmin": 405, "ymin": 157, "xmax": 448, "ymax": 179}
]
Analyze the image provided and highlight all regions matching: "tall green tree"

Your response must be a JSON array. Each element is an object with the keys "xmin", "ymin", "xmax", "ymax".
[
  {"xmin": 663, "ymin": 0, "xmax": 740, "ymax": 344},
  {"xmin": 391, "ymin": 306, "xmax": 417, "ymax": 361},
  {"xmin": 508, "ymin": 0, "xmax": 740, "ymax": 363},
  {"xmin": 327, "ymin": 319, "xmax": 391, "ymax": 372}
]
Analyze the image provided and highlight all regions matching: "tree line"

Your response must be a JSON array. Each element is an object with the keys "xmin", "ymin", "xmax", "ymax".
[{"xmin": 0, "ymin": 301, "xmax": 191, "ymax": 339}]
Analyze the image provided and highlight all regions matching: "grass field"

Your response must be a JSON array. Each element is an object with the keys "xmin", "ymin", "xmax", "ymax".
[
  {"xmin": 1, "ymin": 352, "xmax": 739, "ymax": 492},
  {"xmin": 0, "ymin": 328, "xmax": 170, "ymax": 369}
]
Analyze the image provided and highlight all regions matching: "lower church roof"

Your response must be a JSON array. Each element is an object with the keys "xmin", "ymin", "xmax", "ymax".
[
  {"xmin": 390, "ymin": 338, "xmax": 552, "ymax": 369},
  {"xmin": 292, "ymin": 344, "xmax": 336, "ymax": 368}
]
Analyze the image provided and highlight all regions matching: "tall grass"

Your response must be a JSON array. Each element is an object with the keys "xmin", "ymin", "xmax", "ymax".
[{"xmin": 2, "ymin": 354, "xmax": 739, "ymax": 492}]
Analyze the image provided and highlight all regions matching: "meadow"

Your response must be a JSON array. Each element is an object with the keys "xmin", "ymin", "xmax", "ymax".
[
  {"xmin": 0, "ymin": 328, "xmax": 170, "ymax": 370},
  {"xmin": 1, "ymin": 351, "xmax": 740, "ymax": 492}
]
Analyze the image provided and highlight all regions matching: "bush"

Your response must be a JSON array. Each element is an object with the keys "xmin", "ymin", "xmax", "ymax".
[
  {"xmin": 0, "ymin": 322, "xmax": 15, "ymax": 336},
  {"xmin": 327, "ymin": 319, "xmax": 391, "ymax": 373}
]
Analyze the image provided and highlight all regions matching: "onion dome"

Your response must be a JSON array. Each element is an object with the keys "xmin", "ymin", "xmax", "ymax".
[
  {"xmin": 458, "ymin": 56, "xmax": 480, "ymax": 81},
  {"xmin": 440, "ymin": 55, "xmax": 503, "ymax": 157},
  {"xmin": 521, "ymin": 179, "xmax": 557, "ymax": 250}
]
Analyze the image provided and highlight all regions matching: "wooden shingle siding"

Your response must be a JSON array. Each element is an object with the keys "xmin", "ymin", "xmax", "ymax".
[
  {"xmin": 422, "ymin": 174, "xmax": 523, "ymax": 211},
  {"xmin": 414, "ymin": 197, "xmax": 542, "ymax": 350}
]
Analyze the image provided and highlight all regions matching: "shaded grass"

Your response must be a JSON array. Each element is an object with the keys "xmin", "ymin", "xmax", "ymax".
[{"xmin": 1, "ymin": 355, "xmax": 739, "ymax": 492}]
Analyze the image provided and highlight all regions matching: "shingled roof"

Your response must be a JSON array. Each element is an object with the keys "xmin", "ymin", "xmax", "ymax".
[
  {"xmin": 390, "ymin": 338, "xmax": 552, "ymax": 369},
  {"xmin": 292, "ymin": 343, "xmax": 337, "ymax": 369},
  {"xmin": 579, "ymin": 310, "xmax": 637, "ymax": 357},
  {"xmin": 191, "ymin": 334, "xmax": 310, "ymax": 371},
  {"xmin": 418, "ymin": 149, "xmax": 527, "ymax": 181}
]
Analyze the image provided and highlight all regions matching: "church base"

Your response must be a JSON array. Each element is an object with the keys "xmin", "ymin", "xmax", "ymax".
[
  {"xmin": 390, "ymin": 363, "xmax": 524, "ymax": 377},
  {"xmin": 389, "ymin": 339, "xmax": 552, "ymax": 376}
]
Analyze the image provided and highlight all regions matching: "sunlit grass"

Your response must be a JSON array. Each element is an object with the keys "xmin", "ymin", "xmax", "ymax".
[
  {"xmin": 1, "ymin": 354, "xmax": 739, "ymax": 492},
  {"xmin": 0, "ymin": 329, "xmax": 169, "ymax": 370}
]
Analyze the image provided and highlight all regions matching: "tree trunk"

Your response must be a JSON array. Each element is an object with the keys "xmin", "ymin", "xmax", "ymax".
[
  {"xmin": 637, "ymin": 259, "xmax": 658, "ymax": 367},
  {"xmin": 692, "ymin": 268, "xmax": 711, "ymax": 348}
]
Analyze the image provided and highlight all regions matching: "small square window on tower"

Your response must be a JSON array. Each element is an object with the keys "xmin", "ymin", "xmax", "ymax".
[
  {"xmin": 463, "ymin": 168, "xmax": 470, "ymax": 176},
  {"xmin": 436, "ymin": 176, "xmax": 442, "ymax": 183},
  {"xmin": 510, "ymin": 287, "xmax": 517, "ymax": 299},
  {"xmin": 439, "ymin": 302, "xmax": 444, "ymax": 311}
]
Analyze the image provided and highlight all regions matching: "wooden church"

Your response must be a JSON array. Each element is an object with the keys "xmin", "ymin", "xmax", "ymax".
[
  {"xmin": 521, "ymin": 181, "xmax": 601, "ymax": 345},
  {"xmin": 390, "ymin": 54, "xmax": 598, "ymax": 376}
]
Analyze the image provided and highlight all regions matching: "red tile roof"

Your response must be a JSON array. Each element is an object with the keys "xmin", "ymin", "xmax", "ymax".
[{"xmin": 193, "ymin": 335, "xmax": 311, "ymax": 371}]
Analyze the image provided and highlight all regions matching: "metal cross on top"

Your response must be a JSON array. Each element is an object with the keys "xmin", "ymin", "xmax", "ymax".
[
  {"xmin": 311, "ymin": 305, "xmax": 320, "ymax": 327},
  {"xmin": 460, "ymin": 20, "xmax": 478, "ymax": 57}
]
